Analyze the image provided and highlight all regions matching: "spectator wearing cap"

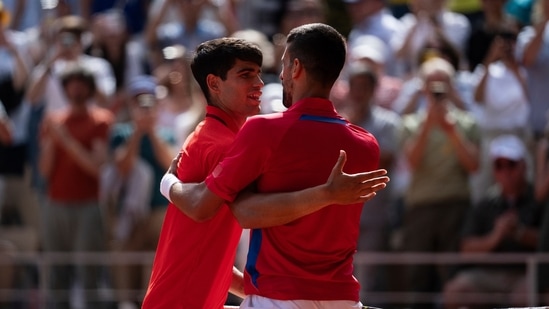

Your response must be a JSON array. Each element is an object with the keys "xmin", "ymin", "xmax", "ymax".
[
  {"xmin": 343, "ymin": 0, "xmax": 404, "ymax": 78},
  {"xmin": 100, "ymin": 75, "xmax": 176, "ymax": 309},
  {"xmin": 347, "ymin": 34, "xmax": 404, "ymax": 111},
  {"xmin": 39, "ymin": 63, "xmax": 114, "ymax": 309},
  {"xmin": 443, "ymin": 134, "xmax": 544, "ymax": 309}
]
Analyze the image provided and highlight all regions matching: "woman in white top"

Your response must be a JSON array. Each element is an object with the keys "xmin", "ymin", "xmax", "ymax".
[{"xmin": 471, "ymin": 26, "xmax": 531, "ymax": 203}]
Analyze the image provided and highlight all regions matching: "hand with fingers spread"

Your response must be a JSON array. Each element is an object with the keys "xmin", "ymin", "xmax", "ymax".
[{"xmin": 324, "ymin": 150, "xmax": 389, "ymax": 205}]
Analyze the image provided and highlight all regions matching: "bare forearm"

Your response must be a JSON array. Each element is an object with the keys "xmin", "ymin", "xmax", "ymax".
[
  {"xmin": 473, "ymin": 70, "xmax": 488, "ymax": 104},
  {"xmin": 230, "ymin": 185, "xmax": 333, "ymax": 229},
  {"xmin": 522, "ymin": 22, "xmax": 547, "ymax": 67},
  {"xmin": 59, "ymin": 138, "xmax": 107, "ymax": 177},
  {"xmin": 169, "ymin": 181, "xmax": 223, "ymax": 222},
  {"xmin": 447, "ymin": 129, "xmax": 479, "ymax": 172},
  {"xmin": 39, "ymin": 139, "xmax": 55, "ymax": 178},
  {"xmin": 461, "ymin": 235, "xmax": 498, "ymax": 253},
  {"xmin": 228, "ymin": 266, "xmax": 245, "ymax": 299},
  {"xmin": 26, "ymin": 65, "xmax": 50, "ymax": 104},
  {"xmin": 114, "ymin": 132, "xmax": 142, "ymax": 175}
]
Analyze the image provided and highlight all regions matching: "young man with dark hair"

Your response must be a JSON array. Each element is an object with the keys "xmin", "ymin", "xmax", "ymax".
[{"xmin": 159, "ymin": 23, "xmax": 386, "ymax": 309}]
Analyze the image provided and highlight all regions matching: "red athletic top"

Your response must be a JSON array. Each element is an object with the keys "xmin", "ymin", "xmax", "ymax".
[
  {"xmin": 46, "ymin": 106, "xmax": 113, "ymax": 202},
  {"xmin": 142, "ymin": 106, "xmax": 243, "ymax": 309},
  {"xmin": 206, "ymin": 98, "xmax": 380, "ymax": 301}
]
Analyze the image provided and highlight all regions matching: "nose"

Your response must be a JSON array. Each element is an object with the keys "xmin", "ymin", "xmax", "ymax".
[{"xmin": 255, "ymin": 75, "xmax": 264, "ymax": 87}]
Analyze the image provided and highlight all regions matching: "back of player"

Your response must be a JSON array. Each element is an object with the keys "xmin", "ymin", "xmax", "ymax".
[{"xmin": 206, "ymin": 97, "xmax": 380, "ymax": 301}]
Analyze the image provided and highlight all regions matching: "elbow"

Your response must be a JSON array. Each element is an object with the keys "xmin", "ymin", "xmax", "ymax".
[
  {"xmin": 172, "ymin": 201, "xmax": 216, "ymax": 223},
  {"xmin": 190, "ymin": 211, "xmax": 216, "ymax": 223},
  {"xmin": 231, "ymin": 208, "xmax": 255, "ymax": 229}
]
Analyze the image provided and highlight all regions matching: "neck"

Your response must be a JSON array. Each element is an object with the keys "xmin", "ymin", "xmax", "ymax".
[{"xmin": 69, "ymin": 102, "xmax": 88, "ymax": 114}]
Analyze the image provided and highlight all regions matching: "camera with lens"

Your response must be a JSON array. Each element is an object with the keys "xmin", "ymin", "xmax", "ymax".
[
  {"xmin": 428, "ymin": 81, "xmax": 447, "ymax": 102},
  {"xmin": 60, "ymin": 33, "xmax": 77, "ymax": 48},
  {"xmin": 137, "ymin": 94, "xmax": 156, "ymax": 109}
]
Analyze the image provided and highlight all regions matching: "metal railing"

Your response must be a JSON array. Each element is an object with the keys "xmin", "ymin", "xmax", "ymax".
[{"xmin": 1, "ymin": 251, "xmax": 549, "ymax": 307}]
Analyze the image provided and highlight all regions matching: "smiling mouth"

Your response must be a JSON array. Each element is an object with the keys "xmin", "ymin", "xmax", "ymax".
[{"xmin": 248, "ymin": 93, "xmax": 262, "ymax": 102}]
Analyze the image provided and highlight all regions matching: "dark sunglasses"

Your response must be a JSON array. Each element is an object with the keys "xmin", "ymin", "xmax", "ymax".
[{"xmin": 494, "ymin": 158, "xmax": 519, "ymax": 171}]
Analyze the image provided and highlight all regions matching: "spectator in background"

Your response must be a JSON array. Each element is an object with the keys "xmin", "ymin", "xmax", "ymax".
[
  {"xmin": 144, "ymin": 0, "xmax": 227, "ymax": 69},
  {"xmin": 395, "ymin": 0, "xmax": 471, "ymax": 75},
  {"xmin": 0, "ymin": 1, "xmax": 37, "ymax": 232},
  {"xmin": 466, "ymin": 0, "xmax": 517, "ymax": 72},
  {"xmin": 399, "ymin": 57, "xmax": 480, "ymax": 309},
  {"xmin": 343, "ymin": 61, "xmax": 402, "ymax": 306},
  {"xmin": 344, "ymin": 34, "xmax": 403, "ymax": 111},
  {"xmin": 101, "ymin": 75, "xmax": 176, "ymax": 309},
  {"xmin": 470, "ymin": 26, "xmax": 531, "ymax": 204},
  {"xmin": 85, "ymin": 0, "xmax": 152, "ymax": 40},
  {"xmin": 86, "ymin": 10, "xmax": 147, "ymax": 123},
  {"xmin": 393, "ymin": 37, "xmax": 474, "ymax": 115},
  {"xmin": 270, "ymin": 0, "xmax": 326, "ymax": 83},
  {"xmin": 343, "ymin": 0, "xmax": 404, "ymax": 77},
  {"xmin": 152, "ymin": 44, "xmax": 205, "ymax": 146},
  {"xmin": 39, "ymin": 64, "xmax": 114, "ymax": 309},
  {"xmin": 443, "ymin": 134, "xmax": 543, "ymax": 309},
  {"xmin": 26, "ymin": 15, "xmax": 115, "ymax": 113},
  {"xmin": 516, "ymin": 0, "xmax": 549, "ymax": 140}
]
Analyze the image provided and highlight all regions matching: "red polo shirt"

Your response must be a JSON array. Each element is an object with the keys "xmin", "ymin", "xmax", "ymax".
[
  {"xmin": 143, "ymin": 106, "xmax": 243, "ymax": 309},
  {"xmin": 206, "ymin": 98, "xmax": 380, "ymax": 301}
]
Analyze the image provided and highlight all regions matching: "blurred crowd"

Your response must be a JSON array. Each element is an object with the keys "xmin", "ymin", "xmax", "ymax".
[{"xmin": 0, "ymin": 0, "xmax": 549, "ymax": 308}]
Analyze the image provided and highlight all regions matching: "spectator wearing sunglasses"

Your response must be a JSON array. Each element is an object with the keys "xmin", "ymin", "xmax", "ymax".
[{"xmin": 442, "ymin": 134, "xmax": 544, "ymax": 309}]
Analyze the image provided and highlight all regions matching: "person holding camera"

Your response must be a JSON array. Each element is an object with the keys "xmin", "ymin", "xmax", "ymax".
[
  {"xmin": 471, "ymin": 25, "xmax": 531, "ymax": 206},
  {"xmin": 398, "ymin": 57, "xmax": 480, "ymax": 308},
  {"xmin": 26, "ymin": 15, "xmax": 115, "ymax": 114}
]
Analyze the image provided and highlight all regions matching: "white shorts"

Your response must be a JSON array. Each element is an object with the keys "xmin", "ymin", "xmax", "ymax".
[{"xmin": 239, "ymin": 294, "xmax": 363, "ymax": 309}]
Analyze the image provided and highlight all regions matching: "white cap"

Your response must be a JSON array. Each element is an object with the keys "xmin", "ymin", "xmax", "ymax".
[
  {"xmin": 350, "ymin": 35, "xmax": 387, "ymax": 65},
  {"xmin": 489, "ymin": 134, "xmax": 526, "ymax": 161}
]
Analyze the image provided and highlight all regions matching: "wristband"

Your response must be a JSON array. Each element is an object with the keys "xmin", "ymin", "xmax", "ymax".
[{"xmin": 160, "ymin": 173, "xmax": 179, "ymax": 203}]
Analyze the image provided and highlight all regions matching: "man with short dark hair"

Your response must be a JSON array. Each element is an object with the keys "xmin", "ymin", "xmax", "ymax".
[
  {"xmin": 163, "ymin": 23, "xmax": 386, "ymax": 309},
  {"xmin": 39, "ymin": 64, "xmax": 114, "ymax": 309}
]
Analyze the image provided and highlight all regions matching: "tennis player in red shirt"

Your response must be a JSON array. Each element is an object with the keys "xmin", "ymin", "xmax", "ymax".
[
  {"xmin": 143, "ymin": 37, "xmax": 387, "ymax": 309},
  {"xmin": 161, "ymin": 24, "xmax": 385, "ymax": 309}
]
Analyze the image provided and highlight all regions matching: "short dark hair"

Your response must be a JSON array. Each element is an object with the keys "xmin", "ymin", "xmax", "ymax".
[
  {"xmin": 286, "ymin": 23, "xmax": 347, "ymax": 87},
  {"xmin": 190, "ymin": 37, "xmax": 263, "ymax": 103},
  {"xmin": 60, "ymin": 64, "xmax": 96, "ymax": 95}
]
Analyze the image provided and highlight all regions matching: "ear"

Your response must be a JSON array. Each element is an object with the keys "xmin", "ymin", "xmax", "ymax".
[
  {"xmin": 206, "ymin": 74, "xmax": 220, "ymax": 95},
  {"xmin": 292, "ymin": 58, "xmax": 303, "ymax": 79}
]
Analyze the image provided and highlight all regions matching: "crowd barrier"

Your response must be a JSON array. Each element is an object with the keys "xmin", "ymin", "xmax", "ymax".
[{"xmin": 1, "ymin": 251, "xmax": 549, "ymax": 307}]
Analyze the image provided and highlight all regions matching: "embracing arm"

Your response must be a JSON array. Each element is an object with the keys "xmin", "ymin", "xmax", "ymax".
[
  {"xmin": 163, "ymin": 150, "xmax": 389, "ymax": 225},
  {"xmin": 230, "ymin": 150, "xmax": 389, "ymax": 228}
]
